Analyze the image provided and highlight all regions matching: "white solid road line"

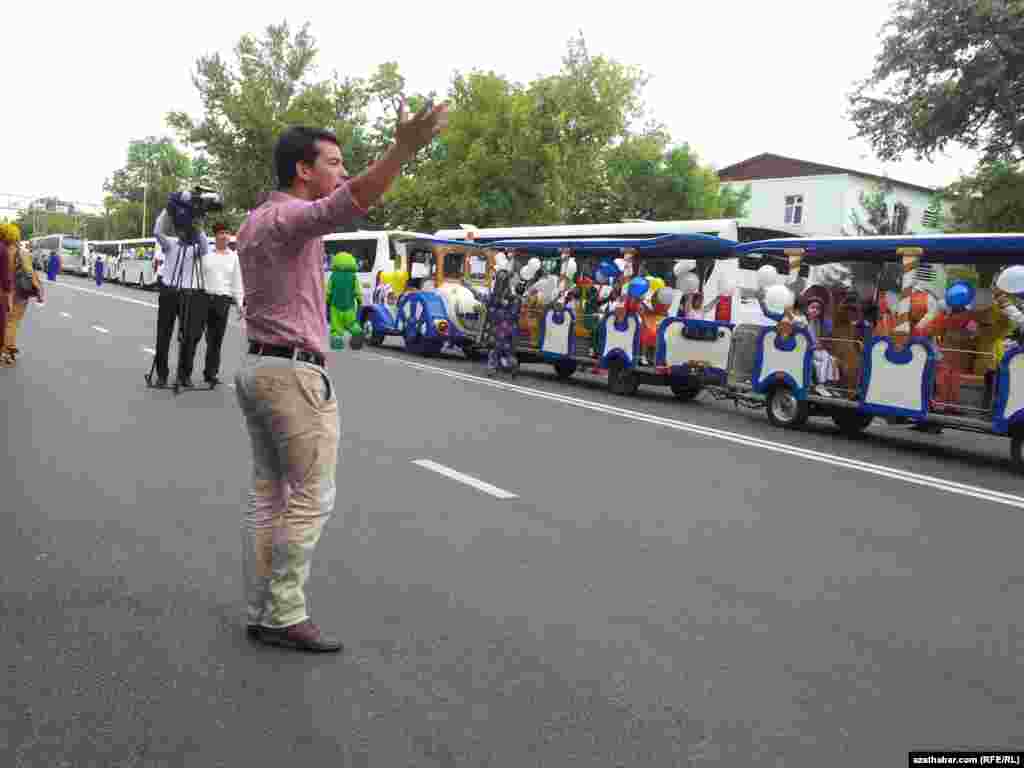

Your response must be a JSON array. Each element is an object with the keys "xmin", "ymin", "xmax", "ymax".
[
  {"xmin": 92, "ymin": 326, "xmax": 110, "ymax": 334},
  {"xmin": 370, "ymin": 353, "xmax": 1024, "ymax": 511},
  {"xmin": 412, "ymin": 459, "xmax": 518, "ymax": 500},
  {"xmin": 48, "ymin": 280, "xmax": 158, "ymax": 309},
  {"xmin": 142, "ymin": 347, "xmax": 156, "ymax": 355}
]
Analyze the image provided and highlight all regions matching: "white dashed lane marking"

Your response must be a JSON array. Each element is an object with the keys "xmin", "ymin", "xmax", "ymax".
[
  {"xmin": 412, "ymin": 459, "xmax": 518, "ymax": 500},
  {"xmin": 60, "ymin": 312, "xmax": 71, "ymax": 318},
  {"xmin": 92, "ymin": 326, "xmax": 110, "ymax": 334}
]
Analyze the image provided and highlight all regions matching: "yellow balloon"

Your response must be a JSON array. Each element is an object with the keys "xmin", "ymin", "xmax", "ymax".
[
  {"xmin": 391, "ymin": 271, "xmax": 409, "ymax": 294},
  {"xmin": 648, "ymin": 277, "xmax": 666, "ymax": 294}
]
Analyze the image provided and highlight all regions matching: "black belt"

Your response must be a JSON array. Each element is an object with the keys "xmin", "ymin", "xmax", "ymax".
[{"xmin": 248, "ymin": 341, "xmax": 325, "ymax": 367}]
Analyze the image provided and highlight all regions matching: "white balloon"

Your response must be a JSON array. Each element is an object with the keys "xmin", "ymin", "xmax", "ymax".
[
  {"xmin": 764, "ymin": 284, "xmax": 795, "ymax": 315},
  {"xmin": 520, "ymin": 258, "xmax": 540, "ymax": 281},
  {"xmin": 562, "ymin": 258, "xmax": 578, "ymax": 280},
  {"xmin": 493, "ymin": 252, "xmax": 509, "ymax": 271},
  {"xmin": 756, "ymin": 264, "xmax": 781, "ymax": 290},
  {"xmin": 674, "ymin": 259, "xmax": 697, "ymax": 277},
  {"xmin": 996, "ymin": 265, "xmax": 1024, "ymax": 296},
  {"xmin": 680, "ymin": 273, "xmax": 700, "ymax": 295},
  {"xmin": 614, "ymin": 258, "xmax": 627, "ymax": 275}
]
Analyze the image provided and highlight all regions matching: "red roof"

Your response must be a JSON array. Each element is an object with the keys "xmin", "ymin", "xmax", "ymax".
[{"xmin": 717, "ymin": 153, "xmax": 936, "ymax": 195}]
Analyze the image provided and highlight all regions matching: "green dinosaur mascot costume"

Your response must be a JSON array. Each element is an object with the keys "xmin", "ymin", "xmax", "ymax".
[{"xmin": 326, "ymin": 251, "xmax": 363, "ymax": 350}]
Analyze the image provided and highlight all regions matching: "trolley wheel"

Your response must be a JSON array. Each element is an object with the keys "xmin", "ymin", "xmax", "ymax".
[
  {"xmin": 832, "ymin": 409, "xmax": 874, "ymax": 436},
  {"xmin": 554, "ymin": 359, "xmax": 577, "ymax": 381},
  {"xmin": 608, "ymin": 360, "xmax": 639, "ymax": 396},
  {"xmin": 1011, "ymin": 429, "xmax": 1023, "ymax": 473},
  {"xmin": 670, "ymin": 377, "xmax": 702, "ymax": 402},
  {"xmin": 766, "ymin": 385, "xmax": 808, "ymax": 428}
]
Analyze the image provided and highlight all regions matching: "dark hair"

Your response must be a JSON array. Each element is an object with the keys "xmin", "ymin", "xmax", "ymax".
[{"xmin": 274, "ymin": 126, "xmax": 341, "ymax": 190}]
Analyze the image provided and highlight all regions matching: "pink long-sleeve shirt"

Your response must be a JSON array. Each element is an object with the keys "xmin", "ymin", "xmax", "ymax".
[{"xmin": 237, "ymin": 185, "xmax": 367, "ymax": 359}]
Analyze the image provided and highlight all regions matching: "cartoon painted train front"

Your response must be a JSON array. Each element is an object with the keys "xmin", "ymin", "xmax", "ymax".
[{"xmin": 359, "ymin": 238, "xmax": 490, "ymax": 358}]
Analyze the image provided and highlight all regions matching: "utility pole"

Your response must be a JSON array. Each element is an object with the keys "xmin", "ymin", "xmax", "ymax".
[{"xmin": 141, "ymin": 161, "xmax": 149, "ymax": 238}]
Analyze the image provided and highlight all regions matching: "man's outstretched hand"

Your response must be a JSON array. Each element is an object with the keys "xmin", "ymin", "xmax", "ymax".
[{"xmin": 394, "ymin": 100, "xmax": 449, "ymax": 158}]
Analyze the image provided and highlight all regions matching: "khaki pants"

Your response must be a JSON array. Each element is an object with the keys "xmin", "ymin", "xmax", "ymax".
[
  {"xmin": 4, "ymin": 299, "xmax": 27, "ymax": 353},
  {"xmin": 234, "ymin": 356, "xmax": 340, "ymax": 629}
]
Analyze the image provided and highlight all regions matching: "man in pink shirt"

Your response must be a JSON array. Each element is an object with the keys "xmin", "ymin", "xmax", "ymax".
[{"xmin": 236, "ymin": 103, "xmax": 448, "ymax": 652}]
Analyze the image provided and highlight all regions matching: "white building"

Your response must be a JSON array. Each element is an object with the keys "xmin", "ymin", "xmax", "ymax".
[{"xmin": 719, "ymin": 153, "xmax": 947, "ymax": 237}]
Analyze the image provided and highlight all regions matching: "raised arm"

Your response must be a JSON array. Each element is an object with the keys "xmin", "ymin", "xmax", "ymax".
[
  {"xmin": 274, "ymin": 102, "xmax": 448, "ymax": 244},
  {"xmin": 153, "ymin": 209, "xmax": 176, "ymax": 255}
]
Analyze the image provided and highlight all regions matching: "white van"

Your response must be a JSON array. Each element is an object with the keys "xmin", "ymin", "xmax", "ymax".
[
  {"xmin": 322, "ymin": 230, "xmax": 433, "ymax": 305},
  {"xmin": 434, "ymin": 219, "xmax": 803, "ymax": 326}
]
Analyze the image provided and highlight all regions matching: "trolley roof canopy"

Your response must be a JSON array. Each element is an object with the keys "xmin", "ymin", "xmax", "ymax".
[
  {"xmin": 483, "ymin": 233, "xmax": 739, "ymax": 259},
  {"xmin": 736, "ymin": 234, "xmax": 1024, "ymax": 265}
]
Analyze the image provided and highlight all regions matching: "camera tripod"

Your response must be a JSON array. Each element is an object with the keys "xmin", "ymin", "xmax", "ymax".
[{"xmin": 144, "ymin": 239, "xmax": 217, "ymax": 395}]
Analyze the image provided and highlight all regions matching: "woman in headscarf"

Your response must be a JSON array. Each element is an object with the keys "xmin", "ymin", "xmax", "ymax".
[{"xmin": 4, "ymin": 240, "xmax": 43, "ymax": 364}]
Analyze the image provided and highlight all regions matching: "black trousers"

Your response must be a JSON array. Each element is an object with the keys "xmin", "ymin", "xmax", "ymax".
[
  {"xmin": 203, "ymin": 294, "xmax": 232, "ymax": 380},
  {"xmin": 177, "ymin": 290, "xmax": 209, "ymax": 380},
  {"xmin": 154, "ymin": 283, "xmax": 180, "ymax": 380}
]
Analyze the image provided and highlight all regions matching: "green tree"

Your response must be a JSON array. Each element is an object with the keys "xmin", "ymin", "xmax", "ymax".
[
  {"xmin": 602, "ymin": 134, "xmax": 750, "ymax": 221},
  {"xmin": 168, "ymin": 21, "xmax": 380, "ymax": 212},
  {"xmin": 529, "ymin": 34, "xmax": 648, "ymax": 221},
  {"xmin": 103, "ymin": 136, "xmax": 193, "ymax": 238},
  {"xmin": 944, "ymin": 160, "xmax": 1024, "ymax": 232},
  {"xmin": 849, "ymin": 0, "xmax": 1024, "ymax": 163}
]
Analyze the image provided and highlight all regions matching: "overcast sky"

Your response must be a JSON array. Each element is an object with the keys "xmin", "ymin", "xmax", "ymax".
[{"xmin": 5, "ymin": 0, "xmax": 980, "ymax": 210}]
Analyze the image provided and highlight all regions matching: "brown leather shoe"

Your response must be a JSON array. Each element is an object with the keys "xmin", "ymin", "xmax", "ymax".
[{"xmin": 255, "ymin": 620, "xmax": 343, "ymax": 653}]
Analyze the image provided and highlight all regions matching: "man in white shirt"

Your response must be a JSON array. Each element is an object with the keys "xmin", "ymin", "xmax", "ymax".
[{"xmin": 201, "ymin": 223, "xmax": 244, "ymax": 386}]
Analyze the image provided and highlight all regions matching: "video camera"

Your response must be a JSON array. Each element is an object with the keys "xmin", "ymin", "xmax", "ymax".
[{"xmin": 166, "ymin": 186, "xmax": 224, "ymax": 244}]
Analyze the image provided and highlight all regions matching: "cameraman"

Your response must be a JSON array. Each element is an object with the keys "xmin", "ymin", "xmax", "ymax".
[
  {"xmin": 235, "ymin": 103, "xmax": 447, "ymax": 652},
  {"xmin": 152, "ymin": 197, "xmax": 210, "ymax": 388}
]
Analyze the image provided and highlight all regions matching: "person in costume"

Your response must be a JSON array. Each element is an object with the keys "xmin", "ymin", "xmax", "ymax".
[
  {"xmin": 325, "ymin": 251, "xmax": 363, "ymax": 350},
  {"xmin": 467, "ymin": 264, "xmax": 522, "ymax": 377}
]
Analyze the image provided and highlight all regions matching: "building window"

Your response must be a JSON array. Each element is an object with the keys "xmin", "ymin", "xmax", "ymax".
[{"xmin": 784, "ymin": 195, "xmax": 804, "ymax": 225}]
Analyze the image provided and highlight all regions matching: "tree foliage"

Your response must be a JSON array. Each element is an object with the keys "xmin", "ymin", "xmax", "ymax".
[
  {"xmin": 160, "ymin": 24, "xmax": 744, "ymax": 231},
  {"xmin": 945, "ymin": 160, "xmax": 1024, "ymax": 232},
  {"xmin": 849, "ymin": 0, "xmax": 1024, "ymax": 163}
]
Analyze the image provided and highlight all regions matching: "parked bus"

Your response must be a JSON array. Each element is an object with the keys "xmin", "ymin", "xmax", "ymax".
[
  {"xmin": 322, "ymin": 230, "xmax": 434, "ymax": 306},
  {"xmin": 30, "ymin": 233, "xmax": 86, "ymax": 275}
]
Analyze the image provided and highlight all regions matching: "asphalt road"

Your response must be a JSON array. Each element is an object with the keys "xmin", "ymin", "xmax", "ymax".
[{"xmin": 3, "ymin": 274, "xmax": 1023, "ymax": 766}]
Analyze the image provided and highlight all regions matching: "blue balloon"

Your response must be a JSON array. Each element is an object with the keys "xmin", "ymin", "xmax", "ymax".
[
  {"xmin": 627, "ymin": 276, "xmax": 650, "ymax": 299},
  {"xmin": 946, "ymin": 280, "xmax": 975, "ymax": 312}
]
